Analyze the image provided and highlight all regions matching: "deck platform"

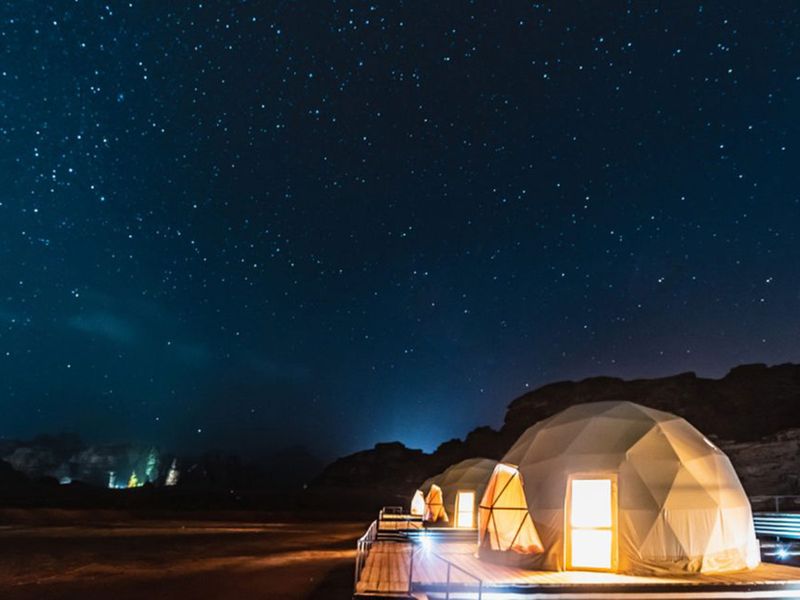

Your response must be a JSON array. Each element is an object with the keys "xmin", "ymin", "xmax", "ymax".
[{"xmin": 355, "ymin": 536, "xmax": 800, "ymax": 598}]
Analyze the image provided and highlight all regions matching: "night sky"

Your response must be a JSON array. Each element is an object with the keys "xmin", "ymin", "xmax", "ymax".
[{"xmin": 1, "ymin": 2, "xmax": 799, "ymax": 459}]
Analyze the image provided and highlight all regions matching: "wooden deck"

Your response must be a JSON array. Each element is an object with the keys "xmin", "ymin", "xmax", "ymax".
[{"xmin": 355, "ymin": 538, "xmax": 800, "ymax": 598}]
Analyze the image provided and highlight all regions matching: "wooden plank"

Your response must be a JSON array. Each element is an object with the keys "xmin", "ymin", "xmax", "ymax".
[
  {"xmin": 389, "ymin": 545, "xmax": 400, "ymax": 592},
  {"xmin": 382, "ymin": 544, "xmax": 393, "ymax": 592}
]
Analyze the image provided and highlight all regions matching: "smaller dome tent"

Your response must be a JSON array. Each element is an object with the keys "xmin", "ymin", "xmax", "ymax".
[
  {"xmin": 478, "ymin": 401, "xmax": 760, "ymax": 575},
  {"xmin": 417, "ymin": 458, "xmax": 498, "ymax": 527}
]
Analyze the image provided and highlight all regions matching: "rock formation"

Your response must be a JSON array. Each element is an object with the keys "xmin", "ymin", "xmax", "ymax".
[{"xmin": 313, "ymin": 363, "xmax": 800, "ymax": 505}]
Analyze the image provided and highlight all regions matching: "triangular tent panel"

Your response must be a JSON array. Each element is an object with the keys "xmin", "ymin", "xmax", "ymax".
[{"xmin": 478, "ymin": 401, "xmax": 760, "ymax": 575}]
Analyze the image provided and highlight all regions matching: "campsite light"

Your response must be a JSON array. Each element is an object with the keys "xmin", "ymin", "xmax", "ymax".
[
  {"xmin": 420, "ymin": 531, "xmax": 433, "ymax": 554},
  {"xmin": 777, "ymin": 544, "xmax": 790, "ymax": 560}
]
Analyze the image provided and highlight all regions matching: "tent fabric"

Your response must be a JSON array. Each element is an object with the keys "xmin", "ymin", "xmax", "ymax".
[
  {"xmin": 478, "ymin": 401, "xmax": 760, "ymax": 575},
  {"xmin": 419, "ymin": 457, "xmax": 498, "ymax": 525},
  {"xmin": 479, "ymin": 463, "xmax": 544, "ymax": 554},
  {"xmin": 410, "ymin": 489, "xmax": 425, "ymax": 516},
  {"xmin": 424, "ymin": 484, "xmax": 448, "ymax": 522}
]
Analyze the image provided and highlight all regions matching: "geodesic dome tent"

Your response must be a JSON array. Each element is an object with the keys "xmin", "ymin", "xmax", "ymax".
[
  {"xmin": 478, "ymin": 401, "xmax": 760, "ymax": 575},
  {"xmin": 417, "ymin": 457, "xmax": 498, "ymax": 527}
]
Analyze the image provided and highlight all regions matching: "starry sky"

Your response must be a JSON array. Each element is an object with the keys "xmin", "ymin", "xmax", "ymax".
[{"xmin": 1, "ymin": 2, "xmax": 799, "ymax": 460}]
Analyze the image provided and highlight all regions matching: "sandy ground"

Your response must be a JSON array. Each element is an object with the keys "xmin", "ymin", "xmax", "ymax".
[{"xmin": 0, "ymin": 515, "xmax": 366, "ymax": 599}]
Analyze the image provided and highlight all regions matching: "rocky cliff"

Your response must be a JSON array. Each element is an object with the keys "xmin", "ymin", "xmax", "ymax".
[
  {"xmin": 312, "ymin": 363, "xmax": 800, "ymax": 507},
  {"xmin": 503, "ymin": 363, "xmax": 800, "ymax": 442},
  {"xmin": 721, "ymin": 428, "xmax": 800, "ymax": 501}
]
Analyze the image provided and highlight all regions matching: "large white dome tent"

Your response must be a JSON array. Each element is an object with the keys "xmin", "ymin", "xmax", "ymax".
[{"xmin": 478, "ymin": 401, "xmax": 760, "ymax": 575}]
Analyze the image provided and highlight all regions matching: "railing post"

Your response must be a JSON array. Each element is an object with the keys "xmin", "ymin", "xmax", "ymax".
[
  {"xmin": 354, "ymin": 540, "xmax": 360, "ymax": 589},
  {"xmin": 445, "ymin": 562, "xmax": 451, "ymax": 600},
  {"xmin": 478, "ymin": 579, "xmax": 483, "ymax": 600}
]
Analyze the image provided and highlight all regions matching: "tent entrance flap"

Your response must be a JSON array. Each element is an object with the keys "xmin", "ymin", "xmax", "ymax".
[
  {"xmin": 410, "ymin": 489, "xmax": 425, "ymax": 516},
  {"xmin": 455, "ymin": 490, "xmax": 475, "ymax": 528},
  {"xmin": 478, "ymin": 463, "xmax": 543, "ymax": 554},
  {"xmin": 566, "ymin": 476, "xmax": 617, "ymax": 571},
  {"xmin": 425, "ymin": 484, "xmax": 449, "ymax": 523}
]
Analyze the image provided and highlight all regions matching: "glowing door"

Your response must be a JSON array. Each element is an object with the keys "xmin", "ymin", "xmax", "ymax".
[
  {"xmin": 568, "ymin": 478, "xmax": 614, "ymax": 570},
  {"xmin": 455, "ymin": 491, "xmax": 475, "ymax": 528}
]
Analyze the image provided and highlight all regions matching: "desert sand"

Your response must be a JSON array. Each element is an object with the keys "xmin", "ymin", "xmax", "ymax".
[{"xmin": 0, "ymin": 511, "xmax": 364, "ymax": 599}]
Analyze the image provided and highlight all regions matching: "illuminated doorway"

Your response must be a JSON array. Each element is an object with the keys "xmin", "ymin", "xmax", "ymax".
[
  {"xmin": 567, "ymin": 477, "xmax": 616, "ymax": 571},
  {"xmin": 454, "ymin": 490, "xmax": 475, "ymax": 528}
]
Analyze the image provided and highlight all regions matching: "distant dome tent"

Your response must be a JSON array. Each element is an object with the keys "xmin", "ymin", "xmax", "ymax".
[
  {"xmin": 478, "ymin": 401, "xmax": 760, "ymax": 575},
  {"xmin": 416, "ymin": 458, "xmax": 498, "ymax": 528}
]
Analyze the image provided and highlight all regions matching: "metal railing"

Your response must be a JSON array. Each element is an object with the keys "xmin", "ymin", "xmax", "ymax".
[
  {"xmin": 751, "ymin": 496, "xmax": 800, "ymax": 513},
  {"xmin": 355, "ymin": 519, "xmax": 485, "ymax": 597},
  {"xmin": 755, "ymin": 512, "xmax": 800, "ymax": 540},
  {"xmin": 353, "ymin": 519, "xmax": 378, "ymax": 589},
  {"xmin": 380, "ymin": 505, "xmax": 404, "ymax": 516}
]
